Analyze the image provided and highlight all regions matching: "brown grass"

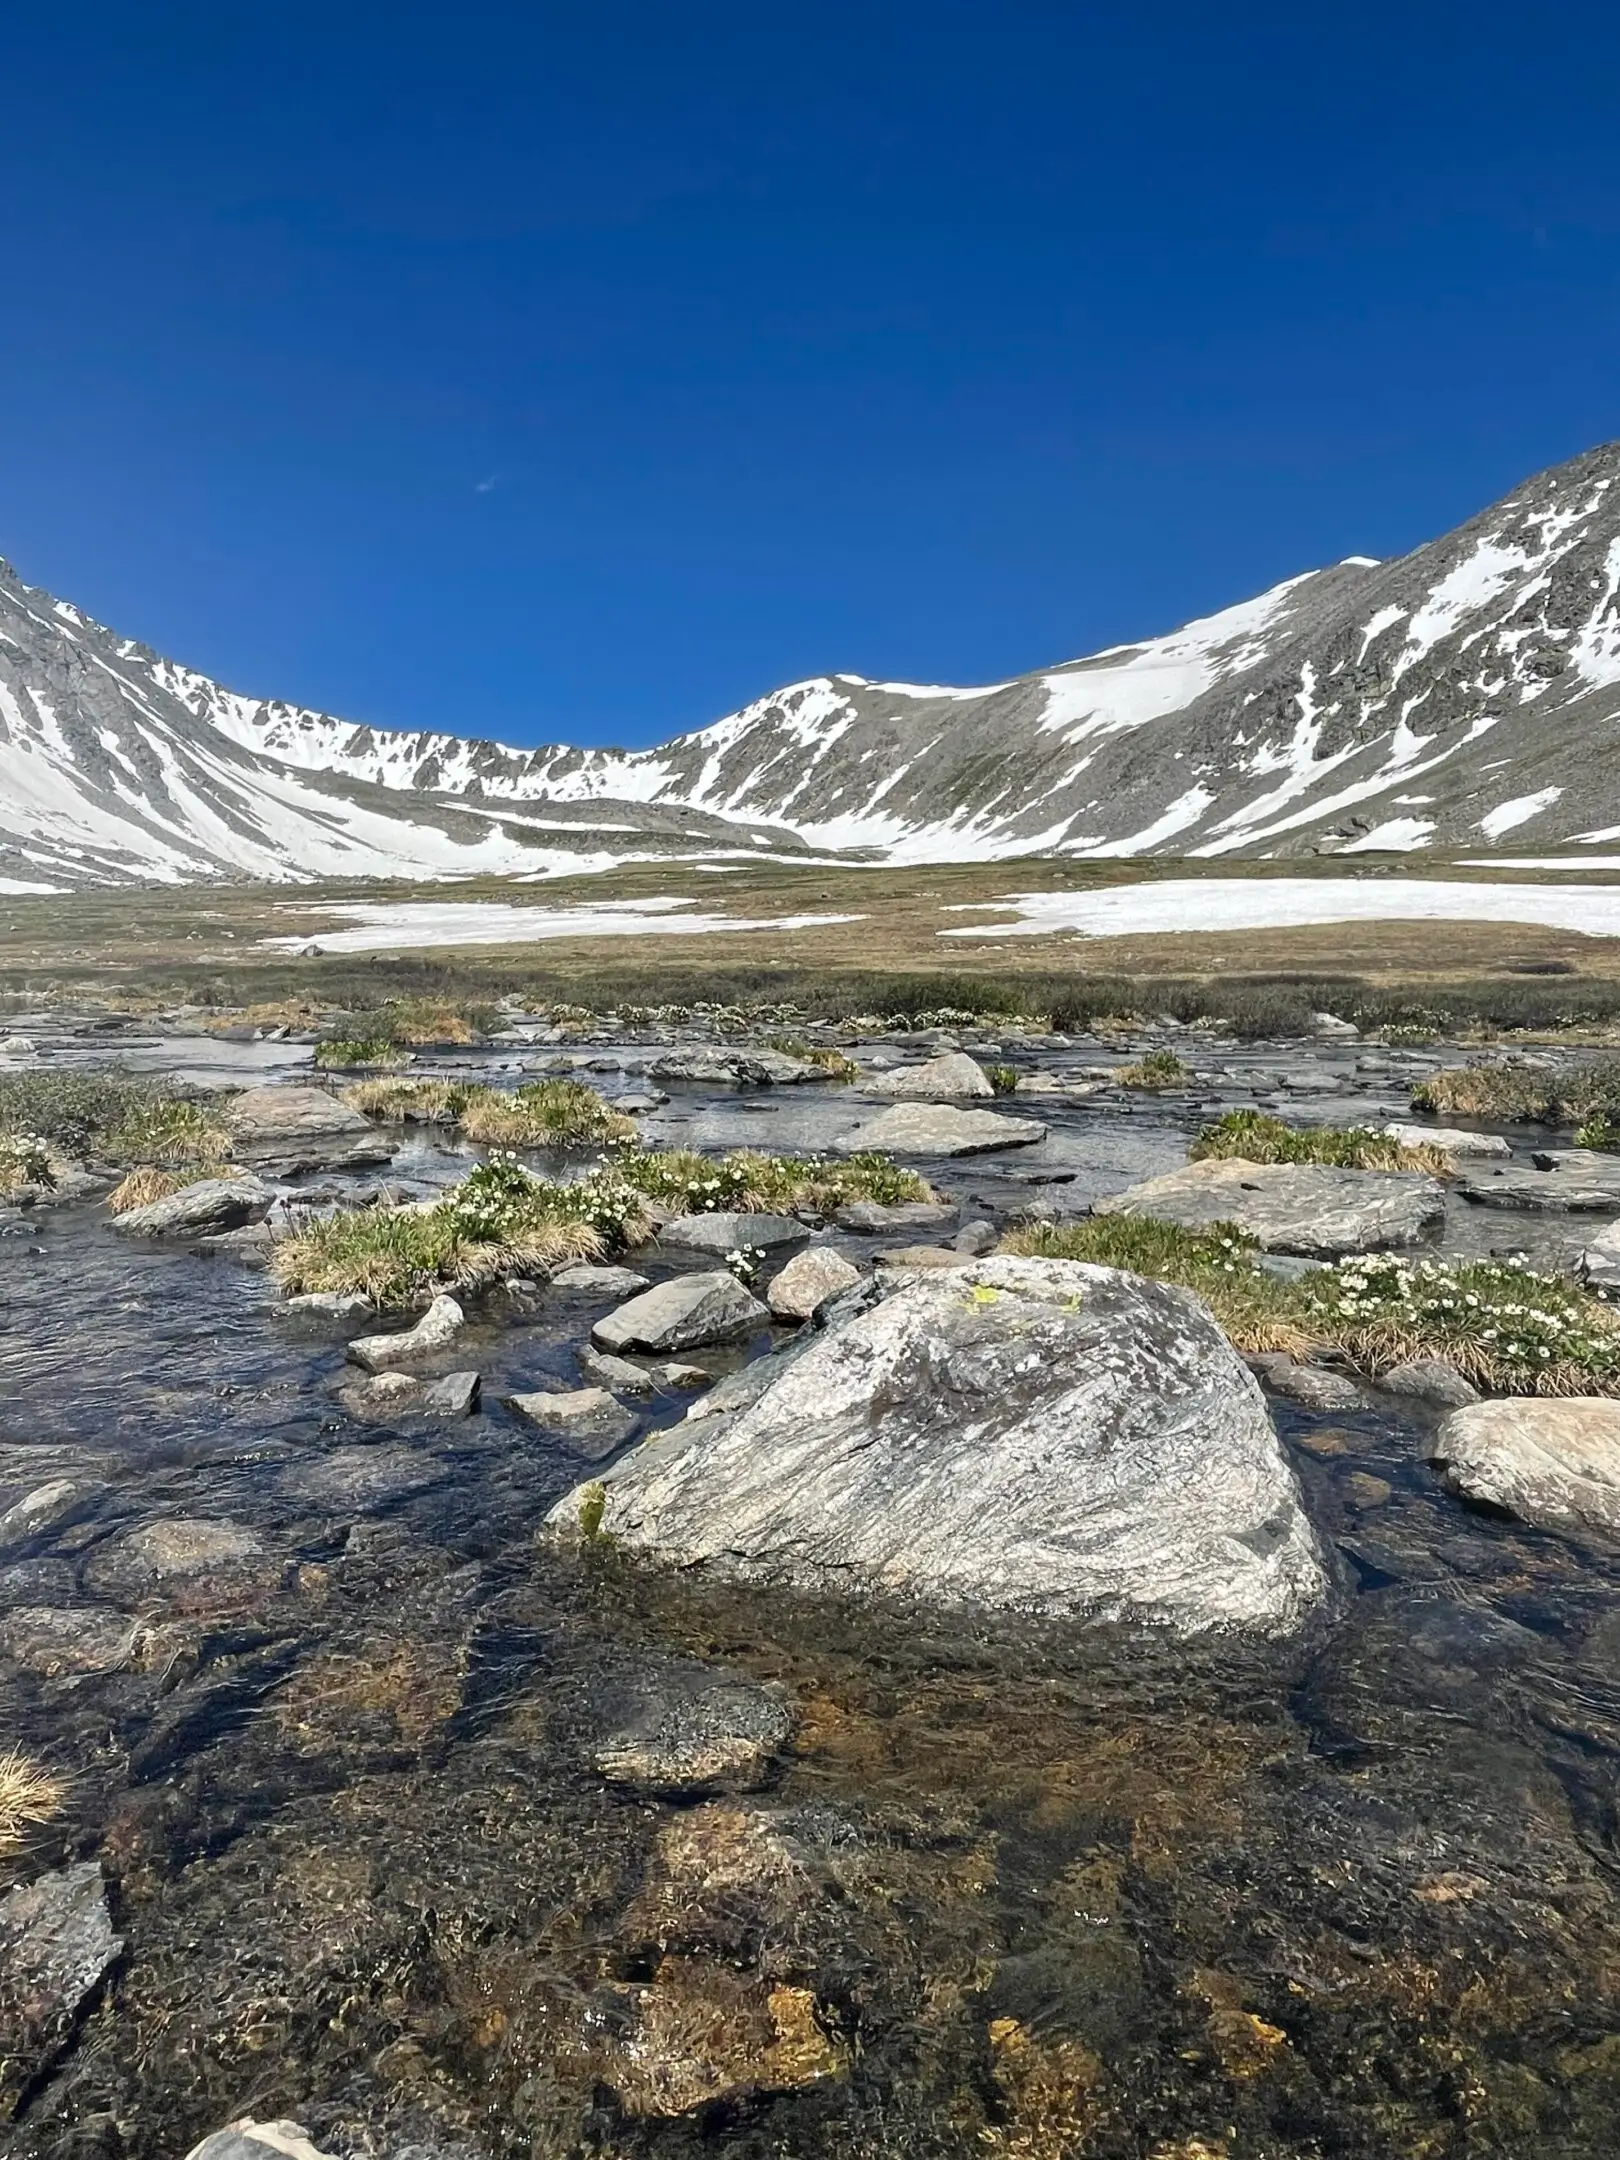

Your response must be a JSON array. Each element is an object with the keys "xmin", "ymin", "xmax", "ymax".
[{"xmin": 0, "ymin": 1747, "xmax": 64, "ymax": 1855}]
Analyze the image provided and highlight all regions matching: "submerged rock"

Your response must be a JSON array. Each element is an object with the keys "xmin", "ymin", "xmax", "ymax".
[
  {"xmin": 283, "ymin": 1290, "xmax": 373, "ymax": 1319},
  {"xmin": 659, "ymin": 1210, "xmax": 807, "ymax": 1257},
  {"xmin": 594, "ymin": 1675, "xmax": 794, "ymax": 1796},
  {"xmin": 284, "ymin": 1443, "xmax": 449, "ymax": 1509},
  {"xmin": 863, "ymin": 1050, "xmax": 994, "ymax": 1099},
  {"xmin": 509, "ymin": 1386, "xmax": 638, "ymax": 1459},
  {"xmin": 336, "ymin": 1369, "xmax": 480, "ymax": 1422},
  {"xmin": 81, "ymin": 1518, "xmax": 285, "ymax": 1614},
  {"xmin": 0, "ymin": 1478, "xmax": 103, "ymax": 1557},
  {"xmin": 109, "ymin": 1174, "xmax": 272, "ymax": 1238},
  {"xmin": 0, "ymin": 1604, "xmax": 133, "ymax": 1677},
  {"xmin": 1096, "ymin": 1157, "xmax": 1445, "ymax": 1257},
  {"xmin": 766, "ymin": 1246, "xmax": 862, "ymax": 1321},
  {"xmin": 593, "ymin": 1272, "xmax": 769, "ymax": 1356},
  {"xmin": 1432, "ymin": 1398, "xmax": 1620, "ymax": 1534},
  {"xmin": 347, "ymin": 1293, "xmax": 465, "ymax": 1373},
  {"xmin": 550, "ymin": 1256, "xmax": 1329, "ymax": 1635},
  {"xmin": 0, "ymin": 1862, "xmax": 123, "ymax": 2118},
  {"xmin": 834, "ymin": 1199, "xmax": 956, "ymax": 1234},
  {"xmin": 834, "ymin": 1103, "xmax": 1047, "ymax": 1157}
]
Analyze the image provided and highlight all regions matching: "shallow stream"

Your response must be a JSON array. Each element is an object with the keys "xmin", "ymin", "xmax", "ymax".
[{"xmin": 4, "ymin": 1034, "xmax": 1620, "ymax": 2159}]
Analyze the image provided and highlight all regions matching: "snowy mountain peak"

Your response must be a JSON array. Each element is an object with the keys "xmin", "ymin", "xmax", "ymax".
[{"xmin": 5, "ymin": 443, "xmax": 1620, "ymax": 886}]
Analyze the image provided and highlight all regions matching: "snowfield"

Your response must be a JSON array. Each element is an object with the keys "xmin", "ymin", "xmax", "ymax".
[
  {"xmin": 261, "ymin": 897, "xmax": 865, "ymax": 953},
  {"xmin": 940, "ymin": 879, "xmax": 1620, "ymax": 941}
]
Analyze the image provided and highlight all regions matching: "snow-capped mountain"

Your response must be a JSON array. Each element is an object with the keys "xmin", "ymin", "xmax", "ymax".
[{"xmin": 6, "ymin": 442, "xmax": 1620, "ymax": 887}]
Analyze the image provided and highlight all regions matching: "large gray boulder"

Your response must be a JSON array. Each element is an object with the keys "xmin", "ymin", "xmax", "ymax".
[
  {"xmin": 864, "ymin": 1051, "xmax": 993, "ymax": 1099},
  {"xmin": 1095, "ymin": 1157, "xmax": 1444, "ymax": 1257},
  {"xmin": 227, "ymin": 1087, "xmax": 372, "ymax": 1143},
  {"xmin": 834, "ymin": 1103, "xmax": 1046, "ymax": 1157},
  {"xmin": 594, "ymin": 1271, "xmax": 769, "ymax": 1355},
  {"xmin": 549, "ymin": 1256, "xmax": 1328, "ymax": 1636},
  {"xmin": 110, "ymin": 1173, "xmax": 271, "ymax": 1237},
  {"xmin": 1432, "ymin": 1398, "xmax": 1620, "ymax": 1533}
]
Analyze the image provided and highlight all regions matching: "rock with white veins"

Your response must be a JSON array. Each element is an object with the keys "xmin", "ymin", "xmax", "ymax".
[
  {"xmin": 863, "ymin": 1051, "xmax": 994, "ymax": 1099},
  {"xmin": 1096, "ymin": 1157, "xmax": 1445, "ymax": 1257},
  {"xmin": 1432, "ymin": 1398, "xmax": 1620, "ymax": 1534},
  {"xmin": 550, "ymin": 1255, "xmax": 1329, "ymax": 1636},
  {"xmin": 659, "ymin": 1211, "xmax": 808, "ymax": 1257},
  {"xmin": 110, "ymin": 1173, "xmax": 272, "ymax": 1238},
  {"xmin": 1382, "ymin": 1121, "xmax": 1511, "ymax": 1158},
  {"xmin": 347, "ymin": 1293, "xmax": 465, "ymax": 1372},
  {"xmin": 594, "ymin": 1272, "xmax": 769, "ymax": 1356},
  {"xmin": 834, "ymin": 1103, "xmax": 1047, "ymax": 1157}
]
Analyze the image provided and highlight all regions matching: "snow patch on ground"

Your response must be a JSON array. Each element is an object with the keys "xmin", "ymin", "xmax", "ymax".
[
  {"xmin": 940, "ymin": 879, "xmax": 1620, "ymax": 941},
  {"xmin": 261, "ymin": 898, "xmax": 866, "ymax": 954},
  {"xmin": 1479, "ymin": 788, "xmax": 1563, "ymax": 839}
]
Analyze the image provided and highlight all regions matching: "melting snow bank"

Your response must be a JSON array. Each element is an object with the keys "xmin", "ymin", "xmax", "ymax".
[
  {"xmin": 261, "ymin": 897, "xmax": 865, "ymax": 954},
  {"xmin": 941, "ymin": 878, "xmax": 1620, "ymax": 940}
]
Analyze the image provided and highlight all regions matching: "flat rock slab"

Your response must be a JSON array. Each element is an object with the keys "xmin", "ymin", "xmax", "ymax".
[
  {"xmin": 659, "ymin": 1211, "xmax": 808, "ymax": 1256},
  {"xmin": 550, "ymin": 1262, "xmax": 652, "ymax": 1298},
  {"xmin": 1382, "ymin": 1121, "xmax": 1511, "ymax": 1158},
  {"xmin": 0, "ymin": 1605, "xmax": 134, "ymax": 1677},
  {"xmin": 0, "ymin": 1862, "xmax": 123, "ymax": 2117},
  {"xmin": 1460, "ymin": 1150, "xmax": 1620, "ymax": 1212},
  {"xmin": 509, "ymin": 1386, "xmax": 639, "ymax": 1458},
  {"xmin": 81, "ymin": 1518, "xmax": 286, "ymax": 1615},
  {"xmin": 593, "ymin": 1676, "xmax": 794, "ymax": 1797},
  {"xmin": 835, "ymin": 1199, "xmax": 956, "ymax": 1234},
  {"xmin": 864, "ymin": 1051, "xmax": 993, "ymax": 1100},
  {"xmin": 227, "ymin": 1087, "xmax": 372, "ymax": 1142},
  {"xmin": 110, "ymin": 1174, "xmax": 271, "ymax": 1237},
  {"xmin": 552, "ymin": 1255, "xmax": 1328, "ymax": 1636},
  {"xmin": 872, "ymin": 1245, "xmax": 972, "ymax": 1270},
  {"xmin": 766, "ymin": 1246, "xmax": 862, "ymax": 1321},
  {"xmin": 834, "ymin": 1104, "xmax": 1047, "ymax": 1157},
  {"xmin": 1432, "ymin": 1398, "xmax": 1620, "ymax": 1534},
  {"xmin": 347, "ymin": 1293, "xmax": 465, "ymax": 1372},
  {"xmin": 1096, "ymin": 1157, "xmax": 1445, "ymax": 1257},
  {"xmin": 594, "ymin": 1272, "xmax": 769, "ymax": 1356}
]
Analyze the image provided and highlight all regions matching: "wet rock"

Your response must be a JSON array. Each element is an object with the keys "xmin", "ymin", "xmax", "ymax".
[
  {"xmin": 1459, "ymin": 1149, "xmax": 1620, "ymax": 1211},
  {"xmin": 1379, "ymin": 1356, "xmax": 1480, "ymax": 1407},
  {"xmin": 1382, "ymin": 1120, "xmax": 1511, "ymax": 1157},
  {"xmin": 659, "ymin": 1210, "xmax": 807, "ymax": 1257},
  {"xmin": 872, "ymin": 1244, "xmax": 970, "ymax": 1270},
  {"xmin": 615, "ymin": 1089, "xmax": 670, "ymax": 1112},
  {"xmin": 109, "ymin": 1173, "xmax": 272, "ymax": 1238},
  {"xmin": 0, "ymin": 1605, "xmax": 133, "ymax": 1677},
  {"xmin": 0, "ymin": 1862, "xmax": 123, "ymax": 2117},
  {"xmin": 766, "ymin": 1246, "xmax": 862, "ymax": 1321},
  {"xmin": 952, "ymin": 1218, "xmax": 999, "ymax": 1255},
  {"xmin": 604, "ymin": 1957, "xmax": 847, "ymax": 2117},
  {"xmin": 549, "ymin": 1262, "xmax": 651, "ymax": 1298},
  {"xmin": 1579, "ymin": 1217, "xmax": 1620, "ymax": 1291},
  {"xmin": 0, "ymin": 1478, "xmax": 103, "ymax": 1557},
  {"xmin": 864, "ymin": 1050, "xmax": 994, "ymax": 1099},
  {"xmin": 337, "ymin": 1369, "xmax": 479, "ymax": 1422},
  {"xmin": 347, "ymin": 1293, "xmax": 465, "ymax": 1373},
  {"xmin": 579, "ymin": 1346, "xmax": 658, "ymax": 1397},
  {"xmin": 227, "ymin": 1087, "xmax": 372, "ymax": 1144},
  {"xmin": 1344, "ymin": 1472, "xmax": 1393, "ymax": 1509},
  {"xmin": 1432, "ymin": 1398, "xmax": 1620, "ymax": 1534},
  {"xmin": 647, "ymin": 1049, "xmax": 816, "ymax": 1087},
  {"xmin": 593, "ymin": 1271, "xmax": 769, "ymax": 1356},
  {"xmin": 184, "ymin": 2119, "xmax": 340, "ymax": 2160},
  {"xmin": 284, "ymin": 1290, "xmax": 373, "ymax": 1318},
  {"xmin": 834, "ymin": 1103, "xmax": 1047, "ymax": 1156},
  {"xmin": 656, "ymin": 1360, "xmax": 712, "ymax": 1390},
  {"xmin": 81, "ymin": 1518, "xmax": 285, "ymax": 1614},
  {"xmin": 421, "ymin": 1370, "xmax": 481, "ymax": 1416},
  {"xmin": 552, "ymin": 1256, "xmax": 1329, "ymax": 1634},
  {"xmin": 835, "ymin": 1199, "xmax": 955, "ymax": 1233},
  {"xmin": 1096, "ymin": 1157, "xmax": 1445, "ymax": 1257},
  {"xmin": 594, "ymin": 1676, "xmax": 794, "ymax": 1796},
  {"xmin": 509, "ymin": 1386, "xmax": 638, "ymax": 1458},
  {"xmin": 285, "ymin": 1444, "xmax": 449, "ymax": 1509},
  {"xmin": 1248, "ymin": 1356, "xmax": 1367, "ymax": 1411}
]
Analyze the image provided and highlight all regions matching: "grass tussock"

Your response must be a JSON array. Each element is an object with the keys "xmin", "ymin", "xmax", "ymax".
[
  {"xmin": 762, "ymin": 1034, "xmax": 861, "ymax": 1081},
  {"xmin": 1000, "ymin": 1217, "xmax": 1317, "ymax": 1355},
  {"xmin": 1114, "ymin": 1048, "xmax": 1192, "ymax": 1090},
  {"xmin": 101, "ymin": 1096, "xmax": 232, "ymax": 1166},
  {"xmin": 1189, "ymin": 1109, "xmax": 1452, "ymax": 1176},
  {"xmin": 1000, "ymin": 1219, "xmax": 1620, "ymax": 1396},
  {"xmin": 315, "ymin": 1036, "xmax": 409, "ymax": 1070},
  {"xmin": 344, "ymin": 1075, "xmax": 636, "ymax": 1148},
  {"xmin": 0, "ymin": 1746, "xmax": 64, "ymax": 1856},
  {"xmin": 0, "ymin": 1070, "xmax": 231, "ymax": 1168},
  {"xmin": 107, "ymin": 1163, "xmax": 230, "ymax": 1214},
  {"xmin": 986, "ymin": 1063, "xmax": 1020, "ymax": 1096},
  {"xmin": 1413, "ymin": 1055, "xmax": 1620, "ymax": 1128},
  {"xmin": 274, "ymin": 1143, "xmax": 929, "ymax": 1305}
]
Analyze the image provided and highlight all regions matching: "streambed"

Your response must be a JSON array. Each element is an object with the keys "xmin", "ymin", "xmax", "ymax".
[{"xmin": 4, "ymin": 1029, "xmax": 1620, "ymax": 2159}]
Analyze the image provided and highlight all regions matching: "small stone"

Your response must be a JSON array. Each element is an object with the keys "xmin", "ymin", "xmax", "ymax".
[
  {"xmin": 594, "ymin": 1678, "xmax": 794, "ymax": 1797},
  {"xmin": 834, "ymin": 1199, "xmax": 956, "ymax": 1234},
  {"xmin": 0, "ymin": 1479, "xmax": 102, "ymax": 1558},
  {"xmin": 1293, "ymin": 1428, "xmax": 1350, "ymax": 1458},
  {"xmin": 1248, "ymin": 1356, "xmax": 1366, "ymax": 1411},
  {"xmin": 550, "ymin": 1263, "xmax": 652, "ymax": 1298},
  {"xmin": 183, "ymin": 2122, "xmax": 340, "ymax": 2160},
  {"xmin": 594, "ymin": 1272, "xmax": 769, "ymax": 1356},
  {"xmin": 656, "ymin": 1361, "xmax": 712, "ymax": 1390},
  {"xmin": 863, "ymin": 1051, "xmax": 994, "ymax": 1100},
  {"xmin": 766, "ymin": 1247, "xmax": 862, "ymax": 1322},
  {"xmin": 660, "ymin": 1211, "xmax": 808, "ymax": 1257},
  {"xmin": 1378, "ymin": 1357, "xmax": 1480, "ymax": 1407},
  {"xmin": 509, "ymin": 1386, "xmax": 639, "ymax": 1459},
  {"xmin": 420, "ymin": 1370, "xmax": 481, "ymax": 1417},
  {"xmin": 347, "ymin": 1293, "xmax": 465, "ymax": 1373},
  {"xmin": 284, "ymin": 1290, "xmax": 373, "ymax": 1318},
  {"xmin": 1344, "ymin": 1472, "xmax": 1393, "ymax": 1510},
  {"xmin": 579, "ymin": 1346, "xmax": 658, "ymax": 1397},
  {"xmin": 0, "ymin": 1863, "xmax": 123, "ymax": 2118},
  {"xmin": 951, "ymin": 1219, "xmax": 999, "ymax": 1255}
]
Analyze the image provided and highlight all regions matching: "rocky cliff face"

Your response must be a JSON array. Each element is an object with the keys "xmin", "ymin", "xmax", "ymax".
[{"xmin": 5, "ymin": 443, "xmax": 1620, "ymax": 885}]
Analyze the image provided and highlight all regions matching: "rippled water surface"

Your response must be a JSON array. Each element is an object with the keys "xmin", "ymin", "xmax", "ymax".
[{"xmin": 5, "ymin": 1041, "xmax": 1620, "ymax": 2159}]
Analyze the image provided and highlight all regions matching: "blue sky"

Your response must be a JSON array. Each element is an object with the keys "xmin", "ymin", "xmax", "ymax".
[{"xmin": 4, "ymin": 2, "xmax": 1620, "ymax": 750}]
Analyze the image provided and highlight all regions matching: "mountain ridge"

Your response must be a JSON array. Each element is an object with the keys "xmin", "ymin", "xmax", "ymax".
[{"xmin": 5, "ymin": 442, "xmax": 1620, "ymax": 887}]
